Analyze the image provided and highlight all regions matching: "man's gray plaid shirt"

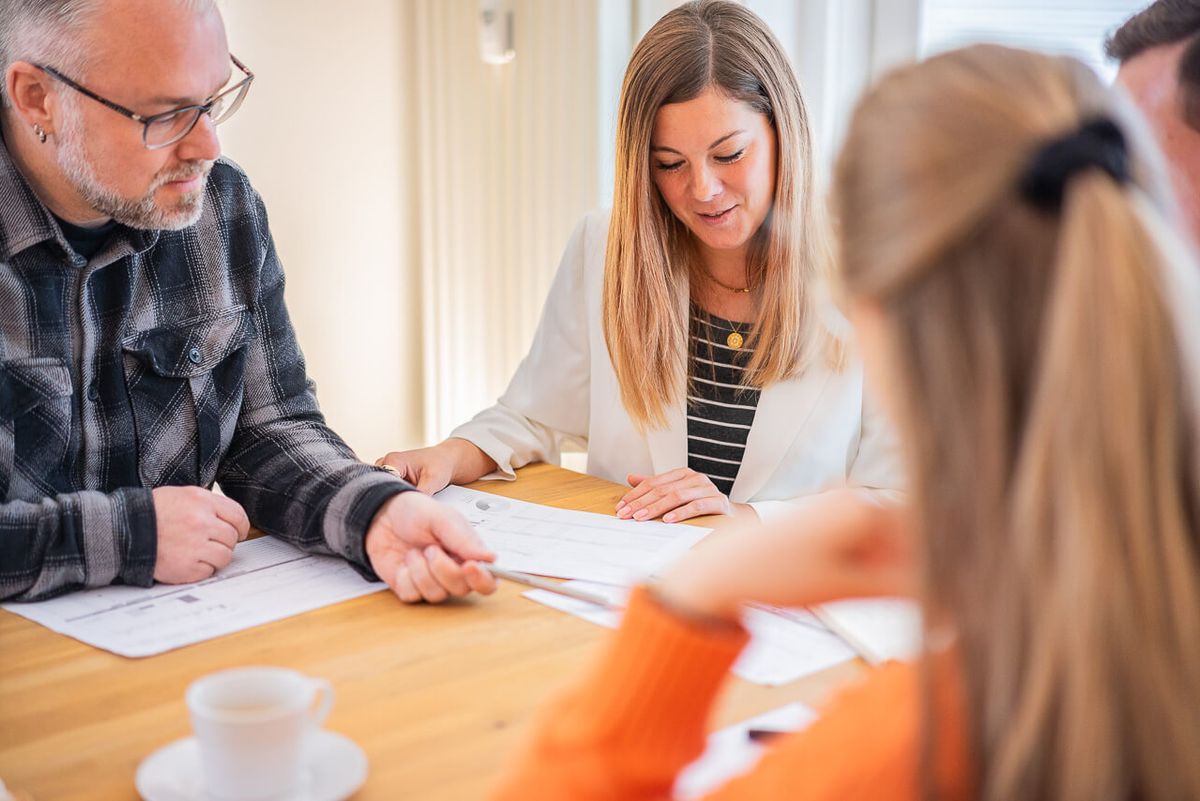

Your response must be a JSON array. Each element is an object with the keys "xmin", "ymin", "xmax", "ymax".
[{"xmin": 0, "ymin": 137, "xmax": 414, "ymax": 601}]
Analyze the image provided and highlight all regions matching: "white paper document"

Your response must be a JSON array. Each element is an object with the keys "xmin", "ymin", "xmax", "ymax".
[
  {"xmin": 4, "ymin": 487, "xmax": 711, "ymax": 658},
  {"xmin": 1, "ymin": 537, "xmax": 386, "ymax": 658},
  {"xmin": 434, "ymin": 485, "xmax": 712, "ymax": 584},
  {"xmin": 524, "ymin": 582, "xmax": 855, "ymax": 686},
  {"xmin": 674, "ymin": 702, "xmax": 816, "ymax": 799},
  {"xmin": 814, "ymin": 598, "xmax": 922, "ymax": 665}
]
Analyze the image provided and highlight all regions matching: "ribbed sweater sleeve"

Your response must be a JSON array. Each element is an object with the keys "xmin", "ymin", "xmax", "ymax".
[
  {"xmin": 491, "ymin": 588, "xmax": 972, "ymax": 801},
  {"xmin": 491, "ymin": 585, "xmax": 749, "ymax": 801}
]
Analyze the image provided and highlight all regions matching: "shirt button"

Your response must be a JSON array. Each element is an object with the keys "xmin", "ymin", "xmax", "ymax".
[
  {"xmin": 187, "ymin": 347, "xmax": 203, "ymax": 365},
  {"xmin": 86, "ymin": 383, "xmax": 99, "ymax": 402}
]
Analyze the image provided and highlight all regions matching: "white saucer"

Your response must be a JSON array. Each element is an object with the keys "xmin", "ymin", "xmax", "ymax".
[{"xmin": 135, "ymin": 729, "xmax": 367, "ymax": 801}]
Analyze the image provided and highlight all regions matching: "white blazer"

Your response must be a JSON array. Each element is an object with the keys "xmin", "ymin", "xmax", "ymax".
[{"xmin": 450, "ymin": 209, "xmax": 902, "ymax": 521}]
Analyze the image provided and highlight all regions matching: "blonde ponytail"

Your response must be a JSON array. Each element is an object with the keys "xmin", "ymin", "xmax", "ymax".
[
  {"xmin": 981, "ymin": 172, "xmax": 1200, "ymax": 801},
  {"xmin": 834, "ymin": 44, "xmax": 1200, "ymax": 801}
]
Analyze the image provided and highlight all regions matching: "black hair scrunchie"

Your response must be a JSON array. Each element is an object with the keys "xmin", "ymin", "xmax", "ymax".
[{"xmin": 1019, "ymin": 117, "xmax": 1131, "ymax": 212}]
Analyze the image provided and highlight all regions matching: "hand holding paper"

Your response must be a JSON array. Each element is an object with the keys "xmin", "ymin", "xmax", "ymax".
[{"xmin": 365, "ymin": 491, "xmax": 498, "ymax": 603}]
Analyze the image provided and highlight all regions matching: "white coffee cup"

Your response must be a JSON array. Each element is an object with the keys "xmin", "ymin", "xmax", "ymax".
[{"xmin": 186, "ymin": 666, "xmax": 334, "ymax": 800}]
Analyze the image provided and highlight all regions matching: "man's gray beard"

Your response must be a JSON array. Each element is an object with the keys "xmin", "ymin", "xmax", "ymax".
[{"xmin": 55, "ymin": 110, "xmax": 213, "ymax": 231}]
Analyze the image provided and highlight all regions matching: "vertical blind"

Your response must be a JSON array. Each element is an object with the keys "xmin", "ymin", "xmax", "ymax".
[
  {"xmin": 412, "ymin": 0, "xmax": 602, "ymax": 443},
  {"xmin": 920, "ymin": 0, "xmax": 1149, "ymax": 80}
]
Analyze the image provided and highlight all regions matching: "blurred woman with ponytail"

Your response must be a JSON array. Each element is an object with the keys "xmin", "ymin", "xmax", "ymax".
[{"xmin": 489, "ymin": 43, "xmax": 1200, "ymax": 801}]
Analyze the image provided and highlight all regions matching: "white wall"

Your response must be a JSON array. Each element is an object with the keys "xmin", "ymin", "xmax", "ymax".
[
  {"xmin": 218, "ymin": 1, "xmax": 422, "ymax": 460},
  {"xmin": 218, "ymin": 1, "xmax": 603, "ymax": 457}
]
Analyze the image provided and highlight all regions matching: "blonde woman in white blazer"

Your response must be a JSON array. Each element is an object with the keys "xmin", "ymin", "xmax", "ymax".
[{"xmin": 380, "ymin": 0, "xmax": 899, "ymax": 527}]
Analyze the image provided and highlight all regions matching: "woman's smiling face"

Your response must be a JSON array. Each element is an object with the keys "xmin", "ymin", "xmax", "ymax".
[{"xmin": 650, "ymin": 86, "xmax": 778, "ymax": 260}]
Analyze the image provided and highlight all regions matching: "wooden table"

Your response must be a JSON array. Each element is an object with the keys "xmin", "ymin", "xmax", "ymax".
[{"xmin": 0, "ymin": 464, "xmax": 861, "ymax": 800}]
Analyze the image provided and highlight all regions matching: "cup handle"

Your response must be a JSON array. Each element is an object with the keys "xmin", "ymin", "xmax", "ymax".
[{"xmin": 307, "ymin": 678, "xmax": 334, "ymax": 727}]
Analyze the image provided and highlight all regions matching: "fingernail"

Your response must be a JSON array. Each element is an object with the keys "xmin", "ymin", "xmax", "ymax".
[
  {"xmin": 617, "ymin": 508, "xmax": 631, "ymax": 519},
  {"xmin": 633, "ymin": 510, "xmax": 648, "ymax": 521},
  {"xmin": 663, "ymin": 513, "xmax": 675, "ymax": 523},
  {"xmin": 616, "ymin": 500, "xmax": 626, "ymax": 511},
  {"xmin": 425, "ymin": 545, "xmax": 438, "ymax": 559}
]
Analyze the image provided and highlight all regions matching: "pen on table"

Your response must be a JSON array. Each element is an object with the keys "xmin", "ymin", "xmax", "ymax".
[{"xmin": 483, "ymin": 564, "xmax": 622, "ymax": 611}]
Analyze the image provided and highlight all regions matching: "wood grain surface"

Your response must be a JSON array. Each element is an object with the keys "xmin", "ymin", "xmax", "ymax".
[{"xmin": 0, "ymin": 464, "xmax": 861, "ymax": 800}]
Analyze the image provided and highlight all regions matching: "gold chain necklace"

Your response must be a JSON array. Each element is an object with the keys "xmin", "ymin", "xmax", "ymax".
[
  {"xmin": 693, "ymin": 269, "xmax": 751, "ymax": 346},
  {"xmin": 707, "ymin": 273, "xmax": 753, "ymax": 293}
]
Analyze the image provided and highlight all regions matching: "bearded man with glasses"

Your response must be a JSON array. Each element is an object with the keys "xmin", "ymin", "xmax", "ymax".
[{"xmin": 0, "ymin": 0, "xmax": 498, "ymax": 604}]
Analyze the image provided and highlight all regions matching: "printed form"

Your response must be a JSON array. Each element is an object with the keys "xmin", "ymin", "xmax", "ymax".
[
  {"xmin": 434, "ymin": 485, "xmax": 712, "ymax": 584},
  {"xmin": 2, "ymin": 537, "xmax": 386, "ymax": 657},
  {"xmin": 3, "ymin": 486, "xmax": 715, "ymax": 657}
]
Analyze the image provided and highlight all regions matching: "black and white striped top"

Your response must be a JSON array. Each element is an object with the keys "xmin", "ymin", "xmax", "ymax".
[{"xmin": 687, "ymin": 309, "xmax": 761, "ymax": 496}]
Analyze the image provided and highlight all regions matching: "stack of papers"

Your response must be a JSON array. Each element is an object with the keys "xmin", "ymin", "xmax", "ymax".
[
  {"xmin": 435, "ymin": 487, "xmax": 862, "ymax": 685},
  {"xmin": 4, "ymin": 484, "xmax": 911, "ymax": 680},
  {"xmin": 2, "ymin": 486, "xmax": 722, "ymax": 658}
]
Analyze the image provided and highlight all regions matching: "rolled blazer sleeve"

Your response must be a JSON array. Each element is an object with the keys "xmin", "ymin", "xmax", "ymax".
[{"xmin": 449, "ymin": 215, "xmax": 594, "ymax": 479}]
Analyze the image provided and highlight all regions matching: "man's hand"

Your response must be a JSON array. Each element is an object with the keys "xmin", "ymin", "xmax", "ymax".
[
  {"xmin": 152, "ymin": 486, "xmax": 250, "ymax": 584},
  {"xmin": 365, "ymin": 491, "xmax": 498, "ymax": 603}
]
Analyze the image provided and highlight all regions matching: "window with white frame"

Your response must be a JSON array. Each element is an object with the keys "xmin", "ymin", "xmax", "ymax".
[{"xmin": 920, "ymin": 0, "xmax": 1149, "ymax": 81}]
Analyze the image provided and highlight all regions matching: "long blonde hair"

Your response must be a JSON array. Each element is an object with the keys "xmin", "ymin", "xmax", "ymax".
[
  {"xmin": 603, "ymin": 0, "xmax": 832, "ymax": 429},
  {"xmin": 835, "ymin": 45, "xmax": 1200, "ymax": 801}
]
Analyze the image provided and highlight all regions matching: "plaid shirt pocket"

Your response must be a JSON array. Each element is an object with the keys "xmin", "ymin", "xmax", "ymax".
[
  {"xmin": 122, "ymin": 306, "xmax": 254, "ymax": 487},
  {"xmin": 0, "ymin": 358, "xmax": 73, "ymax": 500}
]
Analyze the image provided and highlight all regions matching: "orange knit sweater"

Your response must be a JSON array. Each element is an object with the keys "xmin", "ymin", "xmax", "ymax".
[{"xmin": 491, "ymin": 586, "xmax": 971, "ymax": 801}]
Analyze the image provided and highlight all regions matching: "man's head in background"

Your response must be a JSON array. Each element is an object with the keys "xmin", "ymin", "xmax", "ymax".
[{"xmin": 1108, "ymin": 1, "xmax": 1200, "ymax": 244}]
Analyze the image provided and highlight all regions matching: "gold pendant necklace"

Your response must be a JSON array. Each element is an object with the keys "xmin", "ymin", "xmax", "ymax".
[{"xmin": 726, "ymin": 321, "xmax": 745, "ymax": 349}]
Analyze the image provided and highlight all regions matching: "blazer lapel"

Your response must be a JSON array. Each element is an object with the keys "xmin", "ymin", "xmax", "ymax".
[{"xmin": 731, "ymin": 368, "xmax": 833, "ymax": 503}]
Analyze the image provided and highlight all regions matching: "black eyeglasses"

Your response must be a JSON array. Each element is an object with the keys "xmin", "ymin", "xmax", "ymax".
[{"xmin": 37, "ymin": 55, "xmax": 254, "ymax": 150}]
